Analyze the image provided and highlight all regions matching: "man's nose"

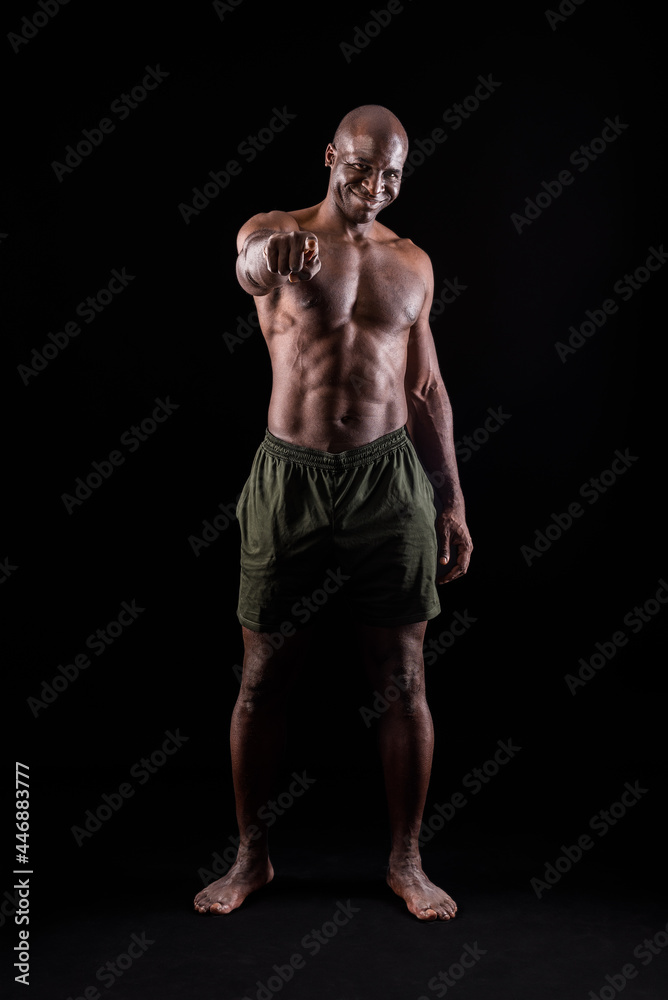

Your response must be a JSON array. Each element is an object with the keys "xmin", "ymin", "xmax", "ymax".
[{"xmin": 363, "ymin": 171, "xmax": 384, "ymax": 197}]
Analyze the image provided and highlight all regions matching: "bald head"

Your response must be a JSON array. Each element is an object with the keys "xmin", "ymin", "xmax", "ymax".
[
  {"xmin": 325, "ymin": 105, "xmax": 408, "ymax": 224},
  {"xmin": 333, "ymin": 105, "xmax": 408, "ymax": 159}
]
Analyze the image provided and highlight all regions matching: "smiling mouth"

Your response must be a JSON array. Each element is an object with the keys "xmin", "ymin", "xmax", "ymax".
[{"xmin": 352, "ymin": 190, "xmax": 385, "ymax": 206}]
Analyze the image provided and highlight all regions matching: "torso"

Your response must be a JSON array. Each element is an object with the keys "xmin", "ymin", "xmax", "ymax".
[{"xmin": 254, "ymin": 206, "xmax": 429, "ymax": 453}]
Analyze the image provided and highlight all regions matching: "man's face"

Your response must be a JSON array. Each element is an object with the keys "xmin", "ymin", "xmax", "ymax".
[{"xmin": 326, "ymin": 130, "xmax": 406, "ymax": 224}]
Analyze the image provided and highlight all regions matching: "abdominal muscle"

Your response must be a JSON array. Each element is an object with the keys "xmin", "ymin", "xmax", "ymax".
[{"xmin": 264, "ymin": 320, "xmax": 410, "ymax": 453}]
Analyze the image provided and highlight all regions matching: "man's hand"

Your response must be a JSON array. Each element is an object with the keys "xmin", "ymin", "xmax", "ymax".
[
  {"xmin": 436, "ymin": 508, "xmax": 473, "ymax": 584},
  {"xmin": 263, "ymin": 231, "xmax": 321, "ymax": 283}
]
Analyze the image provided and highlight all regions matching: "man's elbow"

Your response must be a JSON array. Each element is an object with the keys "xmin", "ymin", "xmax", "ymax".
[
  {"xmin": 235, "ymin": 255, "xmax": 269, "ymax": 297},
  {"xmin": 406, "ymin": 378, "xmax": 443, "ymax": 404}
]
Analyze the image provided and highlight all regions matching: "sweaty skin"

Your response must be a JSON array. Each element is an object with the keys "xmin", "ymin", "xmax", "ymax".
[{"xmin": 194, "ymin": 106, "xmax": 472, "ymax": 922}]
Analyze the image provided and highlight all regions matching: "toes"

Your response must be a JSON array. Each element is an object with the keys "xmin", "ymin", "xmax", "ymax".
[
  {"xmin": 194, "ymin": 898, "xmax": 232, "ymax": 915},
  {"xmin": 416, "ymin": 897, "xmax": 457, "ymax": 921}
]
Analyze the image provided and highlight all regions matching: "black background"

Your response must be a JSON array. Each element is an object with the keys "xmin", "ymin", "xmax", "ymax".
[{"xmin": 3, "ymin": 1, "xmax": 667, "ymax": 998}]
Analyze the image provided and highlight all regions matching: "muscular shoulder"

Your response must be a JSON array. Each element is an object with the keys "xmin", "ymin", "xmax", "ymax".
[
  {"xmin": 236, "ymin": 209, "xmax": 301, "ymax": 253},
  {"xmin": 374, "ymin": 220, "xmax": 431, "ymax": 260},
  {"xmin": 401, "ymin": 238, "xmax": 433, "ymax": 276},
  {"xmin": 376, "ymin": 224, "xmax": 433, "ymax": 282}
]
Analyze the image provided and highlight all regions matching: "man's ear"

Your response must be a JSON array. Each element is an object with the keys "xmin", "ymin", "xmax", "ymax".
[{"xmin": 325, "ymin": 142, "xmax": 336, "ymax": 167}]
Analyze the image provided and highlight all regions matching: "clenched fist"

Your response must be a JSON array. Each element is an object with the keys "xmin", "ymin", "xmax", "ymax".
[{"xmin": 263, "ymin": 231, "xmax": 321, "ymax": 283}]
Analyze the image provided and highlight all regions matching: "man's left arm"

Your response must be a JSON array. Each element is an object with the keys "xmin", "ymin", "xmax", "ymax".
[{"xmin": 404, "ymin": 250, "xmax": 473, "ymax": 583}]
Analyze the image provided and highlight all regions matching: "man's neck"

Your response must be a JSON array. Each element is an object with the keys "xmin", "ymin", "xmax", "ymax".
[{"xmin": 313, "ymin": 195, "xmax": 377, "ymax": 241}]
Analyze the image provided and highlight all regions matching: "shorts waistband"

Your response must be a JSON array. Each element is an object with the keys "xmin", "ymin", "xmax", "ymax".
[{"xmin": 261, "ymin": 426, "xmax": 409, "ymax": 470}]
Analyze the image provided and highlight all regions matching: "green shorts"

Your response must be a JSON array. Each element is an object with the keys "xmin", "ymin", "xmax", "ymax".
[{"xmin": 236, "ymin": 426, "xmax": 441, "ymax": 632}]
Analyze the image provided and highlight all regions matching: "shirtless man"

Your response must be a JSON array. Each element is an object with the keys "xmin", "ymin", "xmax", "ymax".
[{"xmin": 194, "ymin": 105, "xmax": 473, "ymax": 922}]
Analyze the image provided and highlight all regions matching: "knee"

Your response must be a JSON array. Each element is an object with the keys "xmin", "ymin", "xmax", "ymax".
[
  {"xmin": 238, "ymin": 668, "xmax": 288, "ymax": 710},
  {"xmin": 237, "ymin": 644, "xmax": 293, "ymax": 710},
  {"xmin": 238, "ymin": 681, "xmax": 294, "ymax": 718},
  {"xmin": 373, "ymin": 660, "xmax": 427, "ymax": 717},
  {"xmin": 393, "ymin": 667, "xmax": 427, "ymax": 716}
]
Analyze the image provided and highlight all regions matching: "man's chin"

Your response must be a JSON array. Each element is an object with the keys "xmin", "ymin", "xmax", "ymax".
[{"xmin": 347, "ymin": 193, "xmax": 387, "ymax": 220}]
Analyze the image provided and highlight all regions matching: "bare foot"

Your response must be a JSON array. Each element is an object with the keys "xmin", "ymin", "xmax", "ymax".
[
  {"xmin": 386, "ymin": 857, "xmax": 457, "ymax": 921},
  {"xmin": 194, "ymin": 855, "xmax": 274, "ymax": 914}
]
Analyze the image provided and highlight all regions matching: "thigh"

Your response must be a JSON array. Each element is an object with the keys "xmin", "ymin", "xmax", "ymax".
[
  {"xmin": 239, "ymin": 623, "xmax": 315, "ymax": 699},
  {"xmin": 336, "ymin": 443, "xmax": 440, "ymax": 628},
  {"xmin": 237, "ymin": 448, "xmax": 333, "ymax": 631}
]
